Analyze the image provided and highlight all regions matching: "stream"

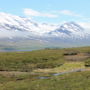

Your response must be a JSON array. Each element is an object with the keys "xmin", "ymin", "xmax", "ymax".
[{"xmin": 38, "ymin": 68, "xmax": 86, "ymax": 79}]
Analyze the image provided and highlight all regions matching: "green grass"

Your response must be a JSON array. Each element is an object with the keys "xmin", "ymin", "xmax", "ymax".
[
  {"xmin": 34, "ymin": 62, "xmax": 85, "ymax": 73},
  {"xmin": 0, "ymin": 46, "xmax": 89, "ymax": 72},
  {"xmin": 0, "ymin": 46, "xmax": 89, "ymax": 89},
  {"xmin": 0, "ymin": 71, "xmax": 90, "ymax": 90},
  {"xmin": 0, "ymin": 49, "xmax": 65, "ymax": 71}
]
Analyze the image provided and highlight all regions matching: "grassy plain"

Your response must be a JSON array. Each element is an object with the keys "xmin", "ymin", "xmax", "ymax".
[{"xmin": 0, "ymin": 47, "xmax": 89, "ymax": 89}]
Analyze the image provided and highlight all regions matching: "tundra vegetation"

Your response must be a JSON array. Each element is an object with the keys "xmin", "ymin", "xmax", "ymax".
[{"xmin": 0, "ymin": 47, "xmax": 90, "ymax": 90}]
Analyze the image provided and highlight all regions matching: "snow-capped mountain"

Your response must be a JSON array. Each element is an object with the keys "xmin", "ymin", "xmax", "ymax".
[
  {"xmin": 0, "ymin": 12, "xmax": 90, "ymax": 51},
  {"xmin": 47, "ymin": 22, "xmax": 89, "ymax": 39},
  {"xmin": 0, "ymin": 12, "xmax": 58, "ymax": 36},
  {"xmin": 0, "ymin": 12, "xmax": 89, "ymax": 37}
]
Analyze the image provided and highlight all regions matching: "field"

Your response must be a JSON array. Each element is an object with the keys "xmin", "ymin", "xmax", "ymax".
[
  {"xmin": 0, "ymin": 47, "xmax": 90, "ymax": 89},
  {"xmin": 0, "ymin": 71, "xmax": 89, "ymax": 90}
]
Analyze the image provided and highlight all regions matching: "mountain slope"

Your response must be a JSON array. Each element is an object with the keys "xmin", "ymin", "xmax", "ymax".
[
  {"xmin": 0, "ymin": 12, "xmax": 90, "ymax": 51},
  {"xmin": 0, "ymin": 12, "xmax": 89, "ymax": 38}
]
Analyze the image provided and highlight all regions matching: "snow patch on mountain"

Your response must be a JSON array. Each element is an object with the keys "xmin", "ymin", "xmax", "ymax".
[{"xmin": 0, "ymin": 12, "xmax": 89, "ymax": 40}]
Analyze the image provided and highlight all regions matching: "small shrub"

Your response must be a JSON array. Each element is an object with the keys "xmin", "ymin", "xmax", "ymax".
[
  {"xmin": 63, "ymin": 51, "xmax": 78, "ymax": 56},
  {"xmin": 85, "ymin": 59, "xmax": 90, "ymax": 67}
]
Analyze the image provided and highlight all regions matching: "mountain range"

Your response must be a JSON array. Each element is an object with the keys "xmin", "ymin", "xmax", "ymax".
[{"xmin": 0, "ymin": 12, "xmax": 90, "ymax": 51}]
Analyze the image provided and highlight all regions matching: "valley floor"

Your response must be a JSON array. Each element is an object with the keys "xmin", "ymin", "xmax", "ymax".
[{"xmin": 0, "ymin": 47, "xmax": 90, "ymax": 89}]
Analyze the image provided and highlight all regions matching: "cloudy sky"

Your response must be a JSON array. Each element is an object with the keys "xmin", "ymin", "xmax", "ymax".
[{"xmin": 0, "ymin": 0, "xmax": 90, "ymax": 28}]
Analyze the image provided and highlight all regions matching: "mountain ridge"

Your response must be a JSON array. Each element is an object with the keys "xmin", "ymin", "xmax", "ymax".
[{"xmin": 0, "ymin": 12, "xmax": 89, "ymax": 51}]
